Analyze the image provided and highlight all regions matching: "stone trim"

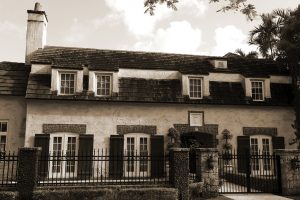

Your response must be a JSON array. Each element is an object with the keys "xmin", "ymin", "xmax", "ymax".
[
  {"xmin": 243, "ymin": 127, "xmax": 277, "ymax": 137},
  {"xmin": 117, "ymin": 125, "xmax": 157, "ymax": 135},
  {"xmin": 43, "ymin": 124, "xmax": 86, "ymax": 134},
  {"xmin": 173, "ymin": 124, "xmax": 218, "ymax": 135}
]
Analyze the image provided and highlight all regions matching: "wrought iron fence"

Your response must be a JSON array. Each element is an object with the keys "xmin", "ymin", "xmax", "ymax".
[
  {"xmin": 218, "ymin": 150, "xmax": 281, "ymax": 194},
  {"xmin": 0, "ymin": 151, "xmax": 18, "ymax": 187},
  {"xmin": 37, "ymin": 149, "xmax": 169, "ymax": 186}
]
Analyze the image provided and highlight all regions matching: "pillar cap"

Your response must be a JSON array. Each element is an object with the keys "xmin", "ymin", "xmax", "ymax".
[
  {"xmin": 195, "ymin": 148, "xmax": 218, "ymax": 152},
  {"xmin": 170, "ymin": 148, "xmax": 190, "ymax": 152},
  {"xmin": 19, "ymin": 147, "xmax": 42, "ymax": 151},
  {"xmin": 274, "ymin": 149, "xmax": 300, "ymax": 154}
]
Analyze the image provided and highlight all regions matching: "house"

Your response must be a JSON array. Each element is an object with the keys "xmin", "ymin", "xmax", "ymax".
[{"xmin": 0, "ymin": 3, "xmax": 296, "ymax": 177}]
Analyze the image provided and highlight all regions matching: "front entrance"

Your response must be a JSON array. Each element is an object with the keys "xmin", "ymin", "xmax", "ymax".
[
  {"xmin": 124, "ymin": 133, "xmax": 150, "ymax": 177},
  {"xmin": 49, "ymin": 133, "xmax": 79, "ymax": 178}
]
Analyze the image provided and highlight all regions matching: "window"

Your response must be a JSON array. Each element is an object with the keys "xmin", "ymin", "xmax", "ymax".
[
  {"xmin": 96, "ymin": 74, "xmax": 112, "ymax": 96},
  {"xmin": 217, "ymin": 62, "xmax": 225, "ymax": 68},
  {"xmin": 189, "ymin": 77, "xmax": 203, "ymax": 99},
  {"xmin": 49, "ymin": 133, "xmax": 79, "ymax": 178},
  {"xmin": 124, "ymin": 133, "xmax": 150, "ymax": 177},
  {"xmin": 250, "ymin": 135, "xmax": 272, "ymax": 174},
  {"xmin": 0, "ymin": 121, "xmax": 7, "ymax": 152},
  {"xmin": 59, "ymin": 72, "xmax": 76, "ymax": 95},
  {"xmin": 189, "ymin": 112, "xmax": 204, "ymax": 126},
  {"xmin": 251, "ymin": 80, "xmax": 264, "ymax": 101}
]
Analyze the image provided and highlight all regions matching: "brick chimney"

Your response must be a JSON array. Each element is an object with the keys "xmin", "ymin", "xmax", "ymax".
[{"xmin": 25, "ymin": 2, "xmax": 48, "ymax": 64}]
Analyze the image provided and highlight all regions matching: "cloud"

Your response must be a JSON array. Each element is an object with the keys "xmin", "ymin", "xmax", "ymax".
[
  {"xmin": 64, "ymin": 15, "xmax": 119, "ymax": 44},
  {"xmin": 0, "ymin": 21, "xmax": 25, "ymax": 39},
  {"xmin": 104, "ymin": 0, "xmax": 172, "ymax": 37},
  {"xmin": 0, "ymin": 21, "xmax": 25, "ymax": 62},
  {"xmin": 104, "ymin": 0, "xmax": 207, "ymax": 37},
  {"xmin": 64, "ymin": 18, "xmax": 89, "ymax": 44},
  {"xmin": 178, "ymin": 0, "xmax": 207, "ymax": 16},
  {"xmin": 211, "ymin": 25, "xmax": 256, "ymax": 56},
  {"xmin": 134, "ymin": 21, "xmax": 203, "ymax": 55}
]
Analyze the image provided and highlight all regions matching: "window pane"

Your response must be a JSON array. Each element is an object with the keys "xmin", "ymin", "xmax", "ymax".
[
  {"xmin": 0, "ymin": 136, "xmax": 6, "ymax": 152},
  {"xmin": 251, "ymin": 81, "xmax": 264, "ymax": 101},
  {"xmin": 0, "ymin": 122, "xmax": 7, "ymax": 132},
  {"xmin": 97, "ymin": 75, "xmax": 111, "ymax": 96},
  {"xmin": 60, "ymin": 73, "xmax": 76, "ymax": 95},
  {"xmin": 189, "ymin": 78, "xmax": 202, "ymax": 98}
]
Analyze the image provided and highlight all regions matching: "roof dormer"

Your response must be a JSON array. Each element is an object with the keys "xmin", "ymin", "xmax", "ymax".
[{"xmin": 210, "ymin": 60, "xmax": 228, "ymax": 69}]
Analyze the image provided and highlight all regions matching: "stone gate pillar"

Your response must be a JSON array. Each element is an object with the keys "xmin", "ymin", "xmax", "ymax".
[
  {"xmin": 169, "ymin": 148, "xmax": 189, "ymax": 200},
  {"xmin": 17, "ymin": 147, "xmax": 41, "ymax": 200},
  {"xmin": 274, "ymin": 149, "xmax": 300, "ymax": 195},
  {"xmin": 195, "ymin": 148, "xmax": 219, "ymax": 198}
]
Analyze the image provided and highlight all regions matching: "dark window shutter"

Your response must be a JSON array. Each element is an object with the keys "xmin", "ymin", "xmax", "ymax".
[
  {"xmin": 272, "ymin": 136, "xmax": 285, "ymax": 150},
  {"xmin": 109, "ymin": 135, "xmax": 124, "ymax": 178},
  {"xmin": 151, "ymin": 135, "xmax": 164, "ymax": 178},
  {"xmin": 34, "ymin": 134, "xmax": 50, "ymax": 179},
  {"xmin": 77, "ymin": 134, "xmax": 94, "ymax": 178},
  {"xmin": 237, "ymin": 136, "xmax": 250, "ymax": 173}
]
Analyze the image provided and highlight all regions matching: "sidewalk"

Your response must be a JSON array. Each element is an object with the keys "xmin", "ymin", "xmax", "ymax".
[{"xmin": 223, "ymin": 194, "xmax": 300, "ymax": 200}]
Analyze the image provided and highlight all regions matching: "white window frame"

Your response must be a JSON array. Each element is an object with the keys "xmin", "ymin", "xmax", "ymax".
[
  {"xmin": 58, "ymin": 71, "xmax": 77, "ymax": 95},
  {"xmin": 250, "ymin": 135, "xmax": 273, "ymax": 175},
  {"xmin": 49, "ymin": 133, "xmax": 79, "ymax": 178},
  {"xmin": 188, "ymin": 77, "xmax": 203, "ymax": 99},
  {"xmin": 95, "ymin": 73, "xmax": 113, "ymax": 97},
  {"xmin": 251, "ymin": 80, "xmax": 265, "ymax": 101},
  {"xmin": 124, "ymin": 133, "xmax": 150, "ymax": 177},
  {"xmin": 0, "ymin": 121, "xmax": 8, "ymax": 152}
]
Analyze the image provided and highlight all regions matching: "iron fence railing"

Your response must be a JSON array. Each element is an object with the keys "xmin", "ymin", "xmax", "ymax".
[
  {"xmin": 218, "ymin": 150, "xmax": 281, "ymax": 194},
  {"xmin": 0, "ymin": 151, "xmax": 18, "ymax": 187},
  {"xmin": 37, "ymin": 149, "xmax": 169, "ymax": 186}
]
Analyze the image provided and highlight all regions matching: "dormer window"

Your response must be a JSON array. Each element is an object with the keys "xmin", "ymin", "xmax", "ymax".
[
  {"xmin": 251, "ymin": 80, "xmax": 264, "ymax": 101},
  {"xmin": 210, "ymin": 60, "xmax": 227, "ymax": 69},
  {"xmin": 217, "ymin": 61, "xmax": 225, "ymax": 68},
  {"xmin": 59, "ymin": 72, "xmax": 76, "ymax": 95},
  {"xmin": 189, "ymin": 77, "xmax": 203, "ymax": 99},
  {"xmin": 96, "ymin": 73, "xmax": 112, "ymax": 96}
]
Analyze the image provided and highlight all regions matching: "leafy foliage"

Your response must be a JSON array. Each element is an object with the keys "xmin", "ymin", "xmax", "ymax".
[
  {"xmin": 278, "ymin": 5, "xmax": 300, "ymax": 148},
  {"xmin": 210, "ymin": 0, "xmax": 257, "ymax": 21},
  {"xmin": 249, "ymin": 9, "xmax": 291, "ymax": 59},
  {"xmin": 235, "ymin": 48, "xmax": 258, "ymax": 59},
  {"xmin": 144, "ymin": 0, "xmax": 257, "ymax": 20},
  {"xmin": 144, "ymin": 0, "xmax": 178, "ymax": 15}
]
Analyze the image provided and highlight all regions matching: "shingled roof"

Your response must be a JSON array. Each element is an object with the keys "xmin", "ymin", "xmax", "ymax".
[
  {"xmin": 0, "ymin": 62, "xmax": 29, "ymax": 96},
  {"xmin": 25, "ymin": 74, "xmax": 293, "ymax": 106},
  {"xmin": 31, "ymin": 46, "xmax": 289, "ymax": 76}
]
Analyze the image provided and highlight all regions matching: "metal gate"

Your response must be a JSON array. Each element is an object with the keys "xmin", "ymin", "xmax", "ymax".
[{"xmin": 218, "ymin": 151, "xmax": 282, "ymax": 194}]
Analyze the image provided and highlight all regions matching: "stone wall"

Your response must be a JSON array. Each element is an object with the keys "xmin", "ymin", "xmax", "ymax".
[
  {"xmin": 169, "ymin": 148, "xmax": 189, "ymax": 200},
  {"xmin": 275, "ymin": 149, "xmax": 300, "ymax": 195},
  {"xmin": 195, "ymin": 148, "xmax": 219, "ymax": 198}
]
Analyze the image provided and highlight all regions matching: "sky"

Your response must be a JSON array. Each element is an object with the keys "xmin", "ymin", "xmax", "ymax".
[{"xmin": 0, "ymin": 0, "xmax": 299, "ymax": 63}]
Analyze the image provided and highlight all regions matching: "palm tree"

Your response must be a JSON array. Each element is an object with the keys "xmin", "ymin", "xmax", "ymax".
[
  {"xmin": 235, "ymin": 48, "xmax": 258, "ymax": 59},
  {"xmin": 249, "ymin": 9, "xmax": 291, "ymax": 60},
  {"xmin": 249, "ymin": 14, "xmax": 278, "ymax": 59}
]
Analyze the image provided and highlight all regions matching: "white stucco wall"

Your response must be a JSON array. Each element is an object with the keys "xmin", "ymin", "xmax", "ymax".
[
  {"xmin": 25, "ymin": 100, "xmax": 296, "ymax": 151},
  {"xmin": 0, "ymin": 96, "xmax": 26, "ymax": 152}
]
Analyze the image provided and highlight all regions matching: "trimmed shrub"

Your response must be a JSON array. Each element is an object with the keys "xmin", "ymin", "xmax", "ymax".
[
  {"xmin": 33, "ymin": 189, "xmax": 113, "ymax": 200},
  {"xmin": 0, "ymin": 191, "xmax": 18, "ymax": 200},
  {"xmin": 32, "ymin": 187, "xmax": 177, "ymax": 200}
]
